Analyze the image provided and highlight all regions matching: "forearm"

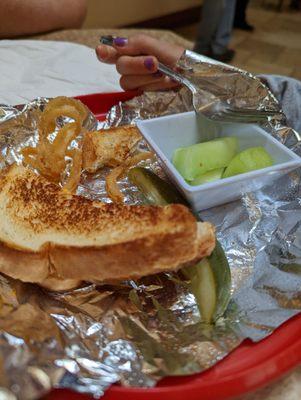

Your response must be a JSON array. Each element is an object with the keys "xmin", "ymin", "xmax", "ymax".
[{"xmin": 0, "ymin": 0, "xmax": 87, "ymax": 38}]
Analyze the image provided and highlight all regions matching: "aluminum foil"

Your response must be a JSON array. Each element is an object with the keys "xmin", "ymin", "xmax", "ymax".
[{"xmin": 0, "ymin": 50, "xmax": 301, "ymax": 399}]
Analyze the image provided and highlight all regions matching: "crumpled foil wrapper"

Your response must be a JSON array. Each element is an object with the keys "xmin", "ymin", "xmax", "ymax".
[{"xmin": 0, "ymin": 50, "xmax": 301, "ymax": 400}]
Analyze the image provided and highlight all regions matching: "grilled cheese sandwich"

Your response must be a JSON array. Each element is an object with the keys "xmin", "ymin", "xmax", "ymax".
[{"xmin": 0, "ymin": 165, "xmax": 215, "ymax": 289}]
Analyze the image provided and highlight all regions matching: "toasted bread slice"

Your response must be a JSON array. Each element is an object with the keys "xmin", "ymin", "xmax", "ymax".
[
  {"xmin": 0, "ymin": 165, "xmax": 215, "ymax": 287},
  {"xmin": 82, "ymin": 125, "xmax": 141, "ymax": 172}
]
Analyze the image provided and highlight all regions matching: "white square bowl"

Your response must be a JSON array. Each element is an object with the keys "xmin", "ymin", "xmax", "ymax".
[{"xmin": 137, "ymin": 111, "xmax": 301, "ymax": 211}]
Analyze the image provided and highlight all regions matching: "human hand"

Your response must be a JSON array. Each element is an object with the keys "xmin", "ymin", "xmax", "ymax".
[{"xmin": 95, "ymin": 34, "xmax": 184, "ymax": 91}]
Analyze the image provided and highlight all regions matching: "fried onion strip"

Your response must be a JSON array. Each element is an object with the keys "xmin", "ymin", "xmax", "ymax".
[
  {"xmin": 126, "ymin": 151, "xmax": 154, "ymax": 167},
  {"xmin": 22, "ymin": 95, "xmax": 153, "ymax": 199},
  {"xmin": 22, "ymin": 97, "xmax": 88, "ymax": 191},
  {"xmin": 106, "ymin": 151, "xmax": 154, "ymax": 203},
  {"xmin": 63, "ymin": 149, "xmax": 83, "ymax": 193},
  {"xmin": 106, "ymin": 166, "xmax": 125, "ymax": 203},
  {"xmin": 40, "ymin": 106, "xmax": 82, "ymax": 137}
]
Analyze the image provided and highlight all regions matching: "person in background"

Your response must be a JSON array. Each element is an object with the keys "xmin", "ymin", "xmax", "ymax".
[
  {"xmin": 233, "ymin": 0, "xmax": 254, "ymax": 31},
  {"xmin": 290, "ymin": 0, "xmax": 301, "ymax": 10},
  {"xmin": 193, "ymin": 0, "xmax": 237, "ymax": 63},
  {"xmin": 0, "ymin": 0, "xmax": 87, "ymax": 39},
  {"xmin": 96, "ymin": 33, "xmax": 301, "ymax": 133}
]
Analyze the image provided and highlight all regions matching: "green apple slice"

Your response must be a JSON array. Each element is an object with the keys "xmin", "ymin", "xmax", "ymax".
[
  {"xmin": 189, "ymin": 168, "xmax": 224, "ymax": 186},
  {"xmin": 223, "ymin": 146, "xmax": 273, "ymax": 178},
  {"xmin": 173, "ymin": 137, "xmax": 238, "ymax": 181}
]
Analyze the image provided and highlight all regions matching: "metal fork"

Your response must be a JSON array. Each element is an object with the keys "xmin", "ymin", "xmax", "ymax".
[
  {"xmin": 100, "ymin": 35, "xmax": 282, "ymax": 141},
  {"xmin": 156, "ymin": 62, "xmax": 282, "ymax": 124}
]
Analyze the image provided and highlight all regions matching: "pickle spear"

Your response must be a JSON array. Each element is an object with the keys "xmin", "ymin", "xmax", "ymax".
[
  {"xmin": 128, "ymin": 166, "xmax": 231, "ymax": 323},
  {"xmin": 128, "ymin": 167, "xmax": 187, "ymax": 206},
  {"xmin": 182, "ymin": 240, "xmax": 231, "ymax": 322},
  {"xmin": 182, "ymin": 258, "xmax": 217, "ymax": 323}
]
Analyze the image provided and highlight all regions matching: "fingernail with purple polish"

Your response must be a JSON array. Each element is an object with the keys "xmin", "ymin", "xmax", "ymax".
[
  {"xmin": 144, "ymin": 57, "xmax": 154, "ymax": 71},
  {"xmin": 113, "ymin": 37, "xmax": 128, "ymax": 47}
]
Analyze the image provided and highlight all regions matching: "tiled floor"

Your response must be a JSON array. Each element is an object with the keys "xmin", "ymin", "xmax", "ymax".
[{"xmin": 175, "ymin": 0, "xmax": 301, "ymax": 80}]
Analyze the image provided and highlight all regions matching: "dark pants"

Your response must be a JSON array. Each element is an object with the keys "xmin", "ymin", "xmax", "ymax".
[
  {"xmin": 234, "ymin": 0, "xmax": 250, "ymax": 24},
  {"xmin": 194, "ymin": 0, "xmax": 237, "ymax": 55}
]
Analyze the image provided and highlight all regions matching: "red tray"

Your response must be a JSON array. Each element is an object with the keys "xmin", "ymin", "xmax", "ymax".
[
  {"xmin": 45, "ymin": 91, "xmax": 301, "ymax": 400},
  {"xmin": 75, "ymin": 90, "xmax": 141, "ymax": 120}
]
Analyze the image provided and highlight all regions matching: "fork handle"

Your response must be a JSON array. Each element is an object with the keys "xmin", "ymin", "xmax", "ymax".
[
  {"xmin": 157, "ymin": 63, "xmax": 180, "ymax": 80},
  {"xmin": 157, "ymin": 63, "xmax": 196, "ymax": 93}
]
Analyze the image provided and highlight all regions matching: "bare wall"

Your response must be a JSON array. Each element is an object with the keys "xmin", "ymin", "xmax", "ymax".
[{"xmin": 83, "ymin": 0, "xmax": 202, "ymax": 28}]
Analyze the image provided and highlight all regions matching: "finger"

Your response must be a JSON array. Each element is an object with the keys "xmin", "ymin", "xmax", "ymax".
[
  {"xmin": 116, "ymin": 55, "xmax": 159, "ymax": 75},
  {"xmin": 112, "ymin": 34, "xmax": 184, "ymax": 66},
  {"xmin": 140, "ymin": 79, "xmax": 179, "ymax": 92},
  {"xmin": 119, "ymin": 73, "xmax": 168, "ymax": 91},
  {"xmin": 120, "ymin": 73, "xmax": 176, "ymax": 90},
  {"xmin": 95, "ymin": 44, "xmax": 119, "ymax": 64}
]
